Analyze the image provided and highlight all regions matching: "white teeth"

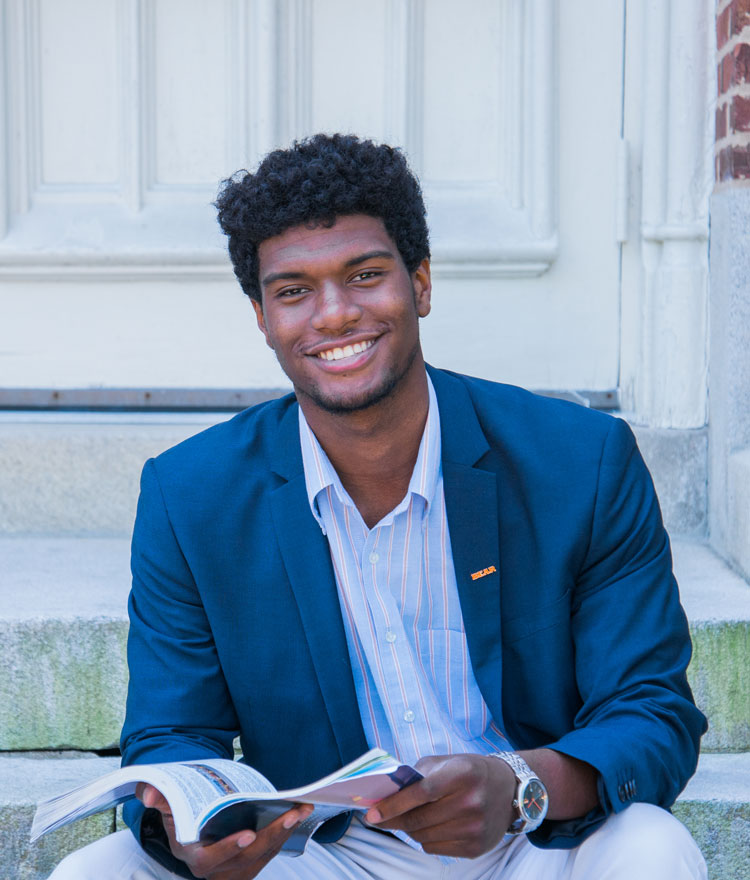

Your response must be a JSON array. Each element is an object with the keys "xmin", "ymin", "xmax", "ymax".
[{"xmin": 318, "ymin": 339, "xmax": 374, "ymax": 361}]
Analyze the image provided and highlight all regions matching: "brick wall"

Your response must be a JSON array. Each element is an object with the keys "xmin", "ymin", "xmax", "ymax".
[{"xmin": 716, "ymin": 0, "xmax": 750, "ymax": 180}]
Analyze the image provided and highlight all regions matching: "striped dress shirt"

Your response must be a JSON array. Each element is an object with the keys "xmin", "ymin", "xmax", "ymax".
[{"xmin": 298, "ymin": 376, "xmax": 510, "ymax": 771}]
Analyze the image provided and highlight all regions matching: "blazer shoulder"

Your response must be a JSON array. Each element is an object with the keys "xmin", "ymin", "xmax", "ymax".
[
  {"xmin": 149, "ymin": 392, "xmax": 297, "ymax": 483},
  {"xmin": 431, "ymin": 366, "xmax": 625, "ymax": 448}
]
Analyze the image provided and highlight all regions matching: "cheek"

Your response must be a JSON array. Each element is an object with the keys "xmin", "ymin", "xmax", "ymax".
[{"xmin": 263, "ymin": 318, "xmax": 303, "ymax": 360}]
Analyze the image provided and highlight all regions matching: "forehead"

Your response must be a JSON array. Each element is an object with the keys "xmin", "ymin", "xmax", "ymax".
[{"xmin": 258, "ymin": 215, "xmax": 397, "ymax": 277}]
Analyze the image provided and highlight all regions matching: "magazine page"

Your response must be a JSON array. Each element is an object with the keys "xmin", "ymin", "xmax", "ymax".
[
  {"xmin": 284, "ymin": 762, "xmax": 422, "ymax": 808},
  {"xmin": 145, "ymin": 760, "xmax": 278, "ymax": 841},
  {"xmin": 30, "ymin": 758, "xmax": 276, "ymax": 844},
  {"xmin": 31, "ymin": 749, "xmax": 420, "ymax": 850},
  {"xmin": 194, "ymin": 751, "xmax": 422, "ymax": 840}
]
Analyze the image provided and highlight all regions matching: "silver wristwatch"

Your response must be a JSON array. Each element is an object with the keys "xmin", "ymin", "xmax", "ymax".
[{"xmin": 491, "ymin": 751, "xmax": 549, "ymax": 834}]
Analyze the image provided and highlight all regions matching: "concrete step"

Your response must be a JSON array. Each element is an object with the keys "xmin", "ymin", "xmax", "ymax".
[
  {"xmin": 673, "ymin": 752, "xmax": 750, "ymax": 880},
  {"xmin": 0, "ymin": 751, "xmax": 746, "ymax": 880},
  {"xmin": 1, "ymin": 536, "xmax": 748, "ymax": 754},
  {"xmin": 0, "ymin": 537, "xmax": 130, "ymax": 751},
  {"xmin": 0, "ymin": 412, "xmax": 707, "ymax": 537},
  {"xmin": 673, "ymin": 539, "xmax": 750, "ymax": 752},
  {"xmin": 0, "ymin": 412, "xmax": 220, "ymax": 536},
  {"xmin": 1, "ymin": 753, "xmax": 119, "ymax": 880}
]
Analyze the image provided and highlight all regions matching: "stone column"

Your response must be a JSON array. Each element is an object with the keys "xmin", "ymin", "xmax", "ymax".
[{"xmin": 710, "ymin": 0, "xmax": 750, "ymax": 576}]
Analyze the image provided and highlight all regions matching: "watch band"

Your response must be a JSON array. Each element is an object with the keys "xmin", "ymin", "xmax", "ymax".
[{"xmin": 490, "ymin": 751, "xmax": 549, "ymax": 834}]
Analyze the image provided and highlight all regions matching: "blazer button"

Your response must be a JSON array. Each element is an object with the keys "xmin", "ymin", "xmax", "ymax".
[{"xmin": 618, "ymin": 784, "xmax": 627, "ymax": 802}]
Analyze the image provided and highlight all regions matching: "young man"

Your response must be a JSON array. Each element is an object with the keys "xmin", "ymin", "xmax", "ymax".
[{"xmin": 51, "ymin": 134, "xmax": 708, "ymax": 879}]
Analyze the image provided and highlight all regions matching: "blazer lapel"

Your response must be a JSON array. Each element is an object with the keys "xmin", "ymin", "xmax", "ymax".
[
  {"xmin": 428, "ymin": 367, "xmax": 506, "ymax": 734},
  {"xmin": 268, "ymin": 403, "xmax": 368, "ymax": 764}
]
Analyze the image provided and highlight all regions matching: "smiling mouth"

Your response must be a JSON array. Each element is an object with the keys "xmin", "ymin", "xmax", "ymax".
[{"xmin": 316, "ymin": 339, "xmax": 375, "ymax": 362}]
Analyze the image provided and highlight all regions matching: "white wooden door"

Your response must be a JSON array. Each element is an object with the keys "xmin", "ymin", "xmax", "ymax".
[{"xmin": 0, "ymin": 0, "xmax": 625, "ymax": 397}]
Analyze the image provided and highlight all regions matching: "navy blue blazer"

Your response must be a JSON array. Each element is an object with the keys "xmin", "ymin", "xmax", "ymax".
[{"xmin": 121, "ymin": 366, "xmax": 706, "ymax": 868}]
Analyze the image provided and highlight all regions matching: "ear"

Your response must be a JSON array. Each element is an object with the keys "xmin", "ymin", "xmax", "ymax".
[
  {"xmin": 412, "ymin": 258, "xmax": 432, "ymax": 318},
  {"xmin": 251, "ymin": 298, "xmax": 274, "ymax": 350}
]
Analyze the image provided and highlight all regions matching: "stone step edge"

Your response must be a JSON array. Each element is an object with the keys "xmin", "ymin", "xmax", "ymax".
[
  {"xmin": 2, "ymin": 750, "xmax": 746, "ymax": 808},
  {"xmin": 1, "ymin": 536, "xmax": 747, "ymax": 623}
]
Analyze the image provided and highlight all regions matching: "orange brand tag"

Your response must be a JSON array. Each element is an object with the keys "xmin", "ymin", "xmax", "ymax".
[{"xmin": 470, "ymin": 565, "xmax": 497, "ymax": 581}]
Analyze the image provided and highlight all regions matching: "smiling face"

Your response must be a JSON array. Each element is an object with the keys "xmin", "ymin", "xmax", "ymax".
[{"xmin": 253, "ymin": 214, "xmax": 431, "ymax": 418}]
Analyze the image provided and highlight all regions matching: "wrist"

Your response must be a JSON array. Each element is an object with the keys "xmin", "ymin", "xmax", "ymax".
[{"xmin": 489, "ymin": 751, "xmax": 549, "ymax": 834}]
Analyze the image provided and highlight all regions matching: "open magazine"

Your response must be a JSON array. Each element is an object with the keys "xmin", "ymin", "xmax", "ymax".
[{"xmin": 31, "ymin": 748, "xmax": 422, "ymax": 856}]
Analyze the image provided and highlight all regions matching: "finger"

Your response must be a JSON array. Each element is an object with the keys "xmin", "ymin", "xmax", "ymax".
[
  {"xmin": 209, "ymin": 840, "xmax": 286, "ymax": 880},
  {"xmin": 187, "ymin": 804, "xmax": 314, "ymax": 877},
  {"xmin": 136, "ymin": 783, "xmax": 167, "ymax": 809},
  {"xmin": 366, "ymin": 762, "xmax": 454, "ymax": 825},
  {"xmin": 256, "ymin": 803, "xmax": 315, "ymax": 838},
  {"xmin": 373, "ymin": 786, "xmax": 484, "ymax": 838}
]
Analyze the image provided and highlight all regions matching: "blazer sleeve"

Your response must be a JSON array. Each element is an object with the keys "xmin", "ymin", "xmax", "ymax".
[
  {"xmin": 120, "ymin": 458, "xmax": 239, "ymax": 877},
  {"xmin": 529, "ymin": 417, "xmax": 707, "ymax": 847}
]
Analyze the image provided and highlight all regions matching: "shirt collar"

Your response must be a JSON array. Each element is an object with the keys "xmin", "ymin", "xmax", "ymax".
[{"xmin": 298, "ymin": 374, "xmax": 442, "ymax": 526}]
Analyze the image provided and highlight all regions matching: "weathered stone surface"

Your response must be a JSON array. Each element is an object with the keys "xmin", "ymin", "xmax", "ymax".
[
  {"xmin": 0, "ymin": 411, "xmax": 710, "ymax": 539},
  {"xmin": 0, "ymin": 754, "xmax": 119, "ymax": 880},
  {"xmin": 0, "ymin": 538, "xmax": 130, "ymax": 750},
  {"xmin": 674, "ymin": 540, "xmax": 750, "ymax": 751},
  {"xmin": 629, "ymin": 424, "xmax": 708, "ymax": 538},
  {"xmin": 689, "ymin": 621, "xmax": 750, "ymax": 752},
  {"xmin": 675, "ymin": 753, "xmax": 750, "ymax": 880},
  {"xmin": 728, "ymin": 447, "xmax": 750, "ymax": 581},
  {"xmin": 709, "ymin": 187, "xmax": 750, "ymax": 562},
  {"xmin": 1, "ymin": 618, "xmax": 128, "ymax": 750},
  {"xmin": 0, "ymin": 414, "xmax": 221, "ymax": 536}
]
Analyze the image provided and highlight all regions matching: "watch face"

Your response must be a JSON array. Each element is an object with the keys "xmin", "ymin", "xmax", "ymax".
[{"xmin": 521, "ymin": 779, "xmax": 548, "ymax": 822}]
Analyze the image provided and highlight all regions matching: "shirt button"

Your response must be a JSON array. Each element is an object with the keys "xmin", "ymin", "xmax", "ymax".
[
  {"xmin": 404, "ymin": 710, "xmax": 415, "ymax": 723},
  {"xmin": 369, "ymin": 551, "xmax": 379, "ymax": 564},
  {"xmin": 385, "ymin": 631, "xmax": 397, "ymax": 643}
]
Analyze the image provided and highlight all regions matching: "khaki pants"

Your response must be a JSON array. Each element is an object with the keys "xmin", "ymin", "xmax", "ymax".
[{"xmin": 49, "ymin": 804, "xmax": 707, "ymax": 880}]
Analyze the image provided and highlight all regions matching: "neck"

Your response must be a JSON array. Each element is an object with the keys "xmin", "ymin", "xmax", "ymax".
[{"xmin": 299, "ymin": 365, "xmax": 430, "ymax": 527}]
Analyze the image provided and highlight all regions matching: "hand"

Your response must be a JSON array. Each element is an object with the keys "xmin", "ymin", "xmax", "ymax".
[
  {"xmin": 364, "ymin": 754, "xmax": 516, "ymax": 859},
  {"xmin": 136, "ymin": 783, "xmax": 314, "ymax": 880}
]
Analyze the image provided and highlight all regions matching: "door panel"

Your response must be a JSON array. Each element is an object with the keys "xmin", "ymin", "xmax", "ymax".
[{"xmin": 0, "ymin": 0, "xmax": 624, "ymax": 393}]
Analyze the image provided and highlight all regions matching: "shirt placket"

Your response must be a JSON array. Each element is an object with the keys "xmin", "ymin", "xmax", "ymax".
[{"xmin": 359, "ymin": 509, "xmax": 431, "ymax": 765}]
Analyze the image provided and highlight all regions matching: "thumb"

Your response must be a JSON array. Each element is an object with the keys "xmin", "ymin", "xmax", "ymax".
[{"xmin": 136, "ymin": 782, "xmax": 169, "ymax": 812}]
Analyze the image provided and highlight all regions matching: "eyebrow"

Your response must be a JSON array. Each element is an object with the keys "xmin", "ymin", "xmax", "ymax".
[{"xmin": 261, "ymin": 250, "xmax": 396, "ymax": 288}]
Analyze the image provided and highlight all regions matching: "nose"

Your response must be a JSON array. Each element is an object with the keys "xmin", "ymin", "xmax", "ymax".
[{"xmin": 311, "ymin": 282, "xmax": 362, "ymax": 333}]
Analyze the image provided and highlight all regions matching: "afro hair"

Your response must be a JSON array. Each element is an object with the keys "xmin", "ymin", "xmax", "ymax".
[{"xmin": 215, "ymin": 133, "xmax": 430, "ymax": 303}]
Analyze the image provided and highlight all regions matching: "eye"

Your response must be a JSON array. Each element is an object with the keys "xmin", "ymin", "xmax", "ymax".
[
  {"xmin": 276, "ymin": 286, "xmax": 308, "ymax": 299},
  {"xmin": 352, "ymin": 270, "xmax": 382, "ymax": 283}
]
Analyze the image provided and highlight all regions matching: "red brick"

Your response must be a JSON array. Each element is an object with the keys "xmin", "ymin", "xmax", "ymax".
[
  {"xmin": 721, "ymin": 53, "xmax": 735, "ymax": 92},
  {"xmin": 735, "ymin": 42, "xmax": 750, "ymax": 83},
  {"xmin": 731, "ymin": 0, "xmax": 750, "ymax": 36},
  {"xmin": 730, "ymin": 94, "xmax": 750, "ymax": 131},
  {"xmin": 717, "ymin": 103, "xmax": 728, "ymax": 139},
  {"xmin": 731, "ymin": 142, "xmax": 750, "ymax": 179},
  {"xmin": 716, "ymin": 143, "xmax": 750, "ymax": 181},
  {"xmin": 733, "ymin": 143, "xmax": 750, "ymax": 177},
  {"xmin": 718, "ymin": 5, "xmax": 732, "ymax": 49}
]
